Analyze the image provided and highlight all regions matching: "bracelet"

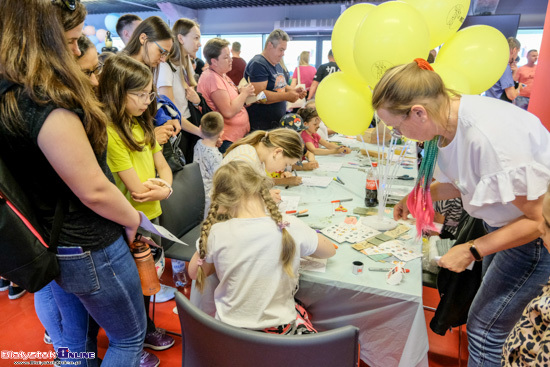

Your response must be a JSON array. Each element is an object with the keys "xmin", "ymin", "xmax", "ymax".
[
  {"xmin": 192, "ymin": 101, "xmax": 200, "ymax": 107},
  {"xmin": 165, "ymin": 185, "xmax": 173, "ymax": 200}
]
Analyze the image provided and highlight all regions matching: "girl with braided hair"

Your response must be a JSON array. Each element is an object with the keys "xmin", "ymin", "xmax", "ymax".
[{"xmin": 188, "ymin": 161, "xmax": 335, "ymax": 334}]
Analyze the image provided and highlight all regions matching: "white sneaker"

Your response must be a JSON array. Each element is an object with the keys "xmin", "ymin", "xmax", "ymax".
[{"xmin": 150, "ymin": 284, "xmax": 176, "ymax": 303}]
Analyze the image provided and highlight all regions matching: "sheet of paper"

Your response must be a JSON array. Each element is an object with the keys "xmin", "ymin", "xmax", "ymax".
[
  {"xmin": 139, "ymin": 212, "xmax": 188, "ymax": 245},
  {"xmin": 364, "ymin": 240, "xmax": 422, "ymax": 262},
  {"xmin": 301, "ymin": 176, "xmax": 334, "ymax": 188},
  {"xmin": 300, "ymin": 257, "xmax": 327, "ymax": 273},
  {"xmin": 279, "ymin": 195, "xmax": 301, "ymax": 213},
  {"xmin": 317, "ymin": 162, "xmax": 343, "ymax": 173},
  {"xmin": 321, "ymin": 222, "xmax": 380, "ymax": 244}
]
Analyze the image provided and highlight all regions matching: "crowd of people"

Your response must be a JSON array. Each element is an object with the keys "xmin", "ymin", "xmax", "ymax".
[{"xmin": 0, "ymin": 1, "xmax": 547, "ymax": 366}]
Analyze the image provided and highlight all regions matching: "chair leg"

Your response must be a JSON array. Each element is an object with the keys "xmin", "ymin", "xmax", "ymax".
[
  {"xmin": 458, "ymin": 325, "xmax": 463, "ymax": 367},
  {"xmin": 152, "ymin": 294, "xmax": 156, "ymax": 324}
]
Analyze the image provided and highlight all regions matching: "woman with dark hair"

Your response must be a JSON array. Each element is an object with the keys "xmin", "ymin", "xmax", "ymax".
[
  {"xmin": 77, "ymin": 35, "xmax": 102, "ymax": 87},
  {"xmin": 0, "ymin": 1, "xmax": 146, "ymax": 366}
]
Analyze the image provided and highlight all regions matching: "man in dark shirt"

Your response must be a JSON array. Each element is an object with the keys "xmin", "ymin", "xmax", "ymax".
[
  {"xmin": 244, "ymin": 29, "xmax": 306, "ymax": 132},
  {"xmin": 227, "ymin": 41, "xmax": 247, "ymax": 85},
  {"xmin": 308, "ymin": 49, "xmax": 340, "ymax": 100}
]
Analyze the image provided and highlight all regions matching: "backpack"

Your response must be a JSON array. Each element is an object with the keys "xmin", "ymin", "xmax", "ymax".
[{"xmin": 0, "ymin": 80, "xmax": 64, "ymax": 292}]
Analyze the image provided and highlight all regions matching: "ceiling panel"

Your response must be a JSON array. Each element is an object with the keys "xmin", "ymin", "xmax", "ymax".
[{"xmin": 82, "ymin": 0, "xmax": 348, "ymax": 14}]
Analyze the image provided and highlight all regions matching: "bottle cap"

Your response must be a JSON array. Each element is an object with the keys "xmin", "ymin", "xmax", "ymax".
[{"xmin": 372, "ymin": 162, "xmax": 378, "ymax": 167}]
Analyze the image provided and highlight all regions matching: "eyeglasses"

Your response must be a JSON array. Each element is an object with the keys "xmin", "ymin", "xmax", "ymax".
[
  {"xmin": 82, "ymin": 63, "xmax": 103, "ymax": 78},
  {"xmin": 129, "ymin": 92, "xmax": 156, "ymax": 104},
  {"xmin": 52, "ymin": 0, "xmax": 80, "ymax": 11},
  {"xmin": 153, "ymin": 41, "xmax": 169, "ymax": 58},
  {"xmin": 375, "ymin": 109, "xmax": 410, "ymax": 138}
]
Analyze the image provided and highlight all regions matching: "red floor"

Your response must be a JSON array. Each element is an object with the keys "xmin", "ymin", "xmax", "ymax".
[{"xmin": 0, "ymin": 262, "xmax": 467, "ymax": 367}]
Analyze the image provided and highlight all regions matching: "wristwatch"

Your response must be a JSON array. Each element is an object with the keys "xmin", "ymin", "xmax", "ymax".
[{"xmin": 468, "ymin": 241, "xmax": 483, "ymax": 262}]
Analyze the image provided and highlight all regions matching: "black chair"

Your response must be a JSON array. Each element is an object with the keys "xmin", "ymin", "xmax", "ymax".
[
  {"xmin": 159, "ymin": 162, "xmax": 205, "ymax": 262},
  {"xmin": 175, "ymin": 292, "xmax": 360, "ymax": 367}
]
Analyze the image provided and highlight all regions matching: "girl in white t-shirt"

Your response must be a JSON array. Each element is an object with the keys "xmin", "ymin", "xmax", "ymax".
[{"xmin": 188, "ymin": 160, "xmax": 335, "ymax": 334}]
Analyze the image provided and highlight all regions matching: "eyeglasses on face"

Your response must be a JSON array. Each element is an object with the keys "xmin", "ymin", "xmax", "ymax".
[
  {"xmin": 153, "ymin": 41, "xmax": 170, "ymax": 58},
  {"xmin": 82, "ymin": 63, "xmax": 103, "ymax": 78},
  {"xmin": 375, "ymin": 109, "xmax": 410, "ymax": 138},
  {"xmin": 52, "ymin": 0, "xmax": 80, "ymax": 11},
  {"xmin": 129, "ymin": 91, "xmax": 156, "ymax": 103}
]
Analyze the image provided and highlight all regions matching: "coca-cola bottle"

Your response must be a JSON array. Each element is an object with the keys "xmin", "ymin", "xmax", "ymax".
[
  {"xmin": 131, "ymin": 241, "xmax": 161, "ymax": 296},
  {"xmin": 365, "ymin": 162, "xmax": 378, "ymax": 207}
]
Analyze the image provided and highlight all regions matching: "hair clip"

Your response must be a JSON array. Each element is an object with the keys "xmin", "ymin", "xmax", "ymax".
[
  {"xmin": 414, "ymin": 58, "xmax": 434, "ymax": 71},
  {"xmin": 196, "ymin": 258, "xmax": 204, "ymax": 266},
  {"xmin": 278, "ymin": 221, "xmax": 290, "ymax": 230}
]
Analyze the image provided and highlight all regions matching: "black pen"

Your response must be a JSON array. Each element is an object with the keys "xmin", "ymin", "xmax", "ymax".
[{"xmin": 296, "ymin": 214, "xmax": 309, "ymax": 217}]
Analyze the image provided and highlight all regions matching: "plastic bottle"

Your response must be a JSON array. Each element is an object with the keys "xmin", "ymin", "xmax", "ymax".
[
  {"xmin": 172, "ymin": 259, "xmax": 188, "ymax": 288},
  {"xmin": 131, "ymin": 241, "xmax": 161, "ymax": 296},
  {"xmin": 365, "ymin": 162, "xmax": 378, "ymax": 207}
]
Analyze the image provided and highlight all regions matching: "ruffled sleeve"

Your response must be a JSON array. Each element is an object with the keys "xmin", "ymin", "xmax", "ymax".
[{"xmin": 470, "ymin": 163, "xmax": 550, "ymax": 206}]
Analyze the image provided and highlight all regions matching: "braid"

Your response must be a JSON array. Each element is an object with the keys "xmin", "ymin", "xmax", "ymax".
[
  {"xmin": 196, "ymin": 203, "xmax": 219, "ymax": 293},
  {"xmin": 260, "ymin": 187, "xmax": 296, "ymax": 278}
]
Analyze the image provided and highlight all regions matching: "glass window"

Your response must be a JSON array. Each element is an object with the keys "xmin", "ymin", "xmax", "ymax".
[
  {"xmin": 198, "ymin": 34, "xmax": 217, "ymax": 61},
  {"xmin": 284, "ymin": 40, "xmax": 317, "ymax": 78},
  {"xmin": 220, "ymin": 34, "xmax": 263, "ymax": 63},
  {"xmin": 321, "ymin": 40, "xmax": 332, "ymax": 64},
  {"xmin": 516, "ymin": 29, "xmax": 543, "ymax": 66}
]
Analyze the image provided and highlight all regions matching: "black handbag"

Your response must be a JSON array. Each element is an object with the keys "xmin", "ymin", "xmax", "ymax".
[
  {"xmin": 429, "ymin": 212, "xmax": 487, "ymax": 335},
  {"xmin": 162, "ymin": 134, "xmax": 185, "ymax": 172},
  {"xmin": 0, "ymin": 155, "xmax": 65, "ymax": 292},
  {"xmin": 179, "ymin": 92, "xmax": 212, "ymax": 164}
]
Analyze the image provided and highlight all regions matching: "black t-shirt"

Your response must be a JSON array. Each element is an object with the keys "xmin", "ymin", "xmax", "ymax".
[
  {"xmin": 0, "ymin": 81, "xmax": 123, "ymax": 249},
  {"xmin": 313, "ymin": 61, "xmax": 340, "ymax": 83},
  {"xmin": 244, "ymin": 54, "xmax": 288, "ymax": 131}
]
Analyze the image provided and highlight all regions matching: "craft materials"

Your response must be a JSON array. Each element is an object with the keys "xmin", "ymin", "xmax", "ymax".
[
  {"xmin": 296, "ymin": 214, "xmax": 309, "ymax": 218},
  {"xmin": 301, "ymin": 176, "xmax": 333, "ymax": 188},
  {"xmin": 321, "ymin": 222, "xmax": 380, "ymax": 244},
  {"xmin": 298, "ymin": 209, "xmax": 308, "ymax": 214},
  {"xmin": 369, "ymin": 267, "xmax": 391, "ymax": 272}
]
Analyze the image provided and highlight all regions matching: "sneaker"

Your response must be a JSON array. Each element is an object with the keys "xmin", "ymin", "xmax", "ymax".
[
  {"xmin": 44, "ymin": 331, "xmax": 52, "ymax": 345},
  {"xmin": 0, "ymin": 279, "xmax": 9, "ymax": 291},
  {"xmin": 150, "ymin": 284, "xmax": 176, "ymax": 303},
  {"xmin": 140, "ymin": 350, "xmax": 160, "ymax": 367},
  {"xmin": 8, "ymin": 285, "xmax": 26, "ymax": 300},
  {"xmin": 143, "ymin": 328, "xmax": 175, "ymax": 351}
]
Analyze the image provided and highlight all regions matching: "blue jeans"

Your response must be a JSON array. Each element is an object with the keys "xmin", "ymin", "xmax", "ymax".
[
  {"xmin": 467, "ymin": 224, "xmax": 550, "ymax": 367},
  {"xmin": 34, "ymin": 283, "xmax": 63, "ymax": 351},
  {"xmin": 53, "ymin": 236, "xmax": 146, "ymax": 367}
]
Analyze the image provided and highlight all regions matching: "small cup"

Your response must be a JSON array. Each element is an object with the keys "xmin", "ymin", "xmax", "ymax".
[{"xmin": 352, "ymin": 261, "xmax": 364, "ymax": 275}]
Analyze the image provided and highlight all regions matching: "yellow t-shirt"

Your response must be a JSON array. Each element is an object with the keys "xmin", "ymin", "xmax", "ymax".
[{"xmin": 106, "ymin": 122, "xmax": 162, "ymax": 220}]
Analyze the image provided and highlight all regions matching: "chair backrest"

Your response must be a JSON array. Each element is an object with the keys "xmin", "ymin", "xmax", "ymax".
[
  {"xmin": 160, "ymin": 162, "xmax": 205, "ymax": 245},
  {"xmin": 175, "ymin": 292, "xmax": 359, "ymax": 367}
]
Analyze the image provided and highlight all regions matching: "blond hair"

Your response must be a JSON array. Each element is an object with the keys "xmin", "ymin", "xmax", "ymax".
[
  {"xmin": 224, "ymin": 129, "xmax": 303, "ymax": 159},
  {"xmin": 168, "ymin": 18, "xmax": 199, "ymax": 88},
  {"xmin": 298, "ymin": 51, "xmax": 310, "ymax": 66},
  {"xmin": 371, "ymin": 62, "xmax": 461, "ymax": 130},
  {"xmin": 195, "ymin": 161, "xmax": 297, "ymax": 292}
]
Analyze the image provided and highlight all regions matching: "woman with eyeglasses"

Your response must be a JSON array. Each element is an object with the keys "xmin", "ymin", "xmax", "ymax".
[
  {"xmin": 0, "ymin": 0, "xmax": 147, "ymax": 366},
  {"xmin": 372, "ymin": 59, "xmax": 550, "ymax": 367},
  {"xmin": 77, "ymin": 35, "xmax": 102, "ymax": 87},
  {"xmin": 158, "ymin": 18, "xmax": 207, "ymax": 162},
  {"xmin": 123, "ymin": 16, "xmax": 178, "ymax": 147},
  {"xmin": 197, "ymin": 38, "xmax": 255, "ymax": 154}
]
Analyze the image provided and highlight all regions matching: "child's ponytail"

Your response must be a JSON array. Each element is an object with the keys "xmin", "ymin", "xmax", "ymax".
[
  {"xmin": 260, "ymin": 187, "xmax": 296, "ymax": 278},
  {"xmin": 195, "ymin": 203, "xmax": 219, "ymax": 292}
]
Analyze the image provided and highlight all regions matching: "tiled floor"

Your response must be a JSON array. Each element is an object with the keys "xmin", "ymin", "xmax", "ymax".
[{"xmin": 0, "ymin": 261, "xmax": 466, "ymax": 366}]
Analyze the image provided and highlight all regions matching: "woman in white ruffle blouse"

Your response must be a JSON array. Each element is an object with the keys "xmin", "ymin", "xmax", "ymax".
[{"xmin": 372, "ymin": 60, "xmax": 550, "ymax": 367}]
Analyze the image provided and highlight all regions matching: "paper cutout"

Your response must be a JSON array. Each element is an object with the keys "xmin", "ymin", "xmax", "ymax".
[
  {"xmin": 139, "ymin": 212, "xmax": 188, "ymax": 245},
  {"xmin": 300, "ymin": 176, "xmax": 334, "ymax": 188},
  {"xmin": 321, "ymin": 222, "xmax": 380, "ymax": 244},
  {"xmin": 279, "ymin": 195, "xmax": 301, "ymax": 214}
]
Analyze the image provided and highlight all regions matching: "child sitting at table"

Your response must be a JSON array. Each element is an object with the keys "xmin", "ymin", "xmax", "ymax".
[
  {"xmin": 194, "ymin": 111, "xmax": 224, "ymax": 216},
  {"xmin": 188, "ymin": 161, "xmax": 335, "ymax": 334},
  {"xmin": 298, "ymin": 106, "xmax": 351, "ymax": 156}
]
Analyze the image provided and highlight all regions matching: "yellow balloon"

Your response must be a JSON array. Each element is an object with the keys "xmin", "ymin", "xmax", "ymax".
[
  {"xmin": 432, "ymin": 63, "xmax": 471, "ymax": 95},
  {"xmin": 354, "ymin": 1, "xmax": 430, "ymax": 88},
  {"xmin": 403, "ymin": 0, "xmax": 470, "ymax": 49},
  {"xmin": 315, "ymin": 72, "xmax": 373, "ymax": 136},
  {"xmin": 436, "ymin": 25, "xmax": 509, "ymax": 95},
  {"xmin": 332, "ymin": 3, "xmax": 376, "ymax": 83}
]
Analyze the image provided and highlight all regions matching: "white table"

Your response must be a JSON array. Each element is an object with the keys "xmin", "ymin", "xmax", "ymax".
[{"xmin": 282, "ymin": 137, "xmax": 428, "ymax": 367}]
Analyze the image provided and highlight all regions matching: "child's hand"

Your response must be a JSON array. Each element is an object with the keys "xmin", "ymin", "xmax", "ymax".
[
  {"xmin": 338, "ymin": 146, "xmax": 351, "ymax": 154},
  {"xmin": 131, "ymin": 181, "xmax": 170, "ymax": 202},
  {"xmin": 281, "ymin": 171, "xmax": 292, "ymax": 178},
  {"xmin": 302, "ymin": 161, "xmax": 319, "ymax": 170},
  {"xmin": 270, "ymin": 189, "xmax": 282, "ymax": 203},
  {"xmin": 155, "ymin": 125, "xmax": 175, "ymax": 145}
]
